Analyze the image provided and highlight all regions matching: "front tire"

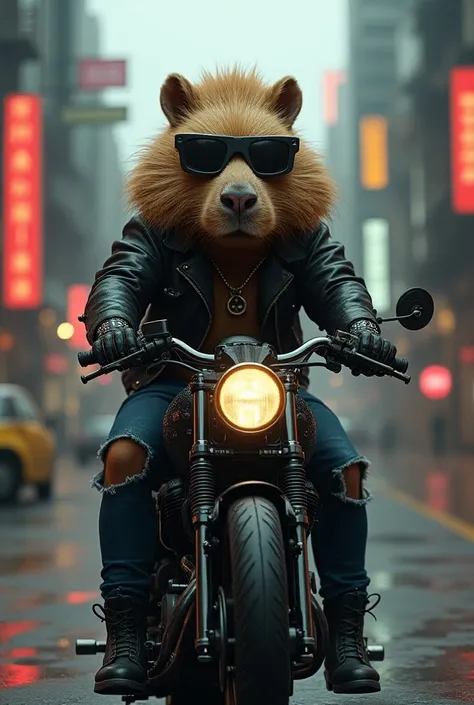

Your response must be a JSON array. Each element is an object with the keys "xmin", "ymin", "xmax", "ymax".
[{"xmin": 226, "ymin": 496, "xmax": 291, "ymax": 705}]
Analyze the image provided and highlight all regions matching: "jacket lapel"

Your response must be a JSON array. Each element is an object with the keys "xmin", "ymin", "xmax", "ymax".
[
  {"xmin": 259, "ymin": 235, "xmax": 307, "ymax": 326},
  {"xmin": 163, "ymin": 229, "xmax": 214, "ymax": 312},
  {"xmin": 163, "ymin": 226, "xmax": 309, "ymax": 326},
  {"xmin": 177, "ymin": 252, "xmax": 214, "ymax": 313},
  {"xmin": 258, "ymin": 256, "xmax": 294, "ymax": 327}
]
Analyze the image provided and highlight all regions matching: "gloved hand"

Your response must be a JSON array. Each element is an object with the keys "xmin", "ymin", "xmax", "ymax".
[
  {"xmin": 347, "ymin": 320, "xmax": 397, "ymax": 377},
  {"xmin": 92, "ymin": 318, "xmax": 140, "ymax": 366}
]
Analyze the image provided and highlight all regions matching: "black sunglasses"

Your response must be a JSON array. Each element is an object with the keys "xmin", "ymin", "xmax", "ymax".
[{"xmin": 175, "ymin": 133, "xmax": 300, "ymax": 178}]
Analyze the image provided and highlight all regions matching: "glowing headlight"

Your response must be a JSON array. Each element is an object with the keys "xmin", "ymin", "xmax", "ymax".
[{"xmin": 215, "ymin": 363, "xmax": 285, "ymax": 433}]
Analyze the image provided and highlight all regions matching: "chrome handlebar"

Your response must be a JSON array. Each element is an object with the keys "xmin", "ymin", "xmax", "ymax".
[{"xmin": 78, "ymin": 330, "xmax": 410, "ymax": 385}]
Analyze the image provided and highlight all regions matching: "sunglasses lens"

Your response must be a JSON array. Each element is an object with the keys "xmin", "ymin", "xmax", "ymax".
[
  {"xmin": 249, "ymin": 139, "xmax": 290, "ymax": 175},
  {"xmin": 184, "ymin": 138, "xmax": 227, "ymax": 173}
]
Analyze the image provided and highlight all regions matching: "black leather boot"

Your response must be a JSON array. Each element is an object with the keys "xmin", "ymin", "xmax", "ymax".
[
  {"xmin": 324, "ymin": 590, "xmax": 381, "ymax": 694},
  {"xmin": 93, "ymin": 593, "xmax": 149, "ymax": 695}
]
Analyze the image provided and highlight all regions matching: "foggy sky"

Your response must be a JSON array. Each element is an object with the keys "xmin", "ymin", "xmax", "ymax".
[{"xmin": 86, "ymin": 0, "xmax": 348, "ymax": 168}]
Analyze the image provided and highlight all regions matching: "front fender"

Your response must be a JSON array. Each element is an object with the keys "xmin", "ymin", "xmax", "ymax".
[{"xmin": 210, "ymin": 480, "xmax": 296, "ymax": 530}]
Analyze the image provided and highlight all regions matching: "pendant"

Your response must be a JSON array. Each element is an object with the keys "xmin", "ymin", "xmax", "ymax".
[{"xmin": 227, "ymin": 293, "xmax": 247, "ymax": 316}]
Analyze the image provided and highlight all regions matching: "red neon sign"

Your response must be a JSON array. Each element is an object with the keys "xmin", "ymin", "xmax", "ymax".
[
  {"xmin": 67, "ymin": 284, "xmax": 89, "ymax": 350},
  {"xmin": 419, "ymin": 365, "xmax": 452, "ymax": 400},
  {"xmin": 2, "ymin": 94, "xmax": 43, "ymax": 308},
  {"xmin": 323, "ymin": 70, "xmax": 346, "ymax": 126},
  {"xmin": 450, "ymin": 67, "xmax": 474, "ymax": 214}
]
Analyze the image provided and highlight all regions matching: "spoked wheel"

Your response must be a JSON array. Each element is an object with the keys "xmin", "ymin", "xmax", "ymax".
[{"xmin": 223, "ymin": 496, "xmax": 291, "ymax": 705}]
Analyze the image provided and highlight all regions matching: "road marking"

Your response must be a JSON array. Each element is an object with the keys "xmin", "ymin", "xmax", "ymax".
[{"xmin": 372, "ymin": 478, "xmax": 474, "ymax": 544}]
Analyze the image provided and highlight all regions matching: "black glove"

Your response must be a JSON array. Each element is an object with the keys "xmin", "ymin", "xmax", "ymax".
[
  {"xmin": 347, "ymin": 320, "xmax": 397, "ymax": 377},
  {"xmin": 92, "ymin": 318, "xmax": 139, "ymax": 366}
]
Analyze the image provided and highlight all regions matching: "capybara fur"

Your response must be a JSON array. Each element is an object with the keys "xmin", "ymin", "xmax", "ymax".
[{"xmin": 126, "ymin": 66, "xmax": 336, "ymax": 247}]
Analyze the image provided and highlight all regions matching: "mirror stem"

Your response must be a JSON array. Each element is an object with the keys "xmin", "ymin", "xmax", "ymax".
[{"xmin": 377, "ymin": 308, "xmax": 422, "ymax": 325}]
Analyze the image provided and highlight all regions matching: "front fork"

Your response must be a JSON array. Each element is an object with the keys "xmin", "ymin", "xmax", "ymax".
[
  {"xmin": 188, "ymin": 375, "xmax": 317, "ymax": 664},
  {"xmin": 189, "ymin": 377, "xmax": 215, "ymax": 662},
  {"xmin": 290, "ymin": 516, "xmax": 316, "ymax": 661},
  {"xmin": 282, "ymin": 377, "xmax": 315, "ymax": 662}
]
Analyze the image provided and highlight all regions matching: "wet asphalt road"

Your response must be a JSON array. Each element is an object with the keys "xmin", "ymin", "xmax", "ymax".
[{"xmin": 1, "ymin": 454, "xmax": 474, "ymax": 705}]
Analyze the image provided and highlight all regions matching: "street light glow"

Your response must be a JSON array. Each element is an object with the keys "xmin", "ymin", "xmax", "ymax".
[{"xmin": 57, "ymin": 322, "xmax": 74, "ymax": 340}]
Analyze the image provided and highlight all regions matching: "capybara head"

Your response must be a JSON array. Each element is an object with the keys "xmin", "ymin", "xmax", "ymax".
[{"xmin": 126, "ymin": 67, "xmax": 336, "ymax": 247}]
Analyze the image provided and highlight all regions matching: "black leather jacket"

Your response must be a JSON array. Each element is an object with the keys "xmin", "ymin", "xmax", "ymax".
[{"xmin": 84, "ymin": 216, "xmax": 378, "ymax": 394}]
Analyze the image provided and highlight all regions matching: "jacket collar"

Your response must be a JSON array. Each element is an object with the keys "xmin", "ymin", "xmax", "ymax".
[
  {"xmin": 162, "ymin": 227, "xmax": 308, "ymax": 263},
  {"xmin": 161, "ymin": 226, "xmax": 308, "ymax": 327}
]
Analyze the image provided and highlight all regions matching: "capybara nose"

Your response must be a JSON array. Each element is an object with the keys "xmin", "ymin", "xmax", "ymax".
[{"xmin": 220, "ymin": 182, "xmax": 258, "ymax": 213}]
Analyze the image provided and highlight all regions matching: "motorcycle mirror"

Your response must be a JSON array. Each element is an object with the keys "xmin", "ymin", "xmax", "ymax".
[
  {"xmin": 395, "ymin": 288, "xmax": 434, "ymax": 330},
  {"xmin": 377, "ymin": 288, "xmax": 434, "ymax": 330}
]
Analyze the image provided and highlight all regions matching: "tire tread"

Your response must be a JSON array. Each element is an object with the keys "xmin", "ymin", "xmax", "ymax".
[{"xmin": 227, "ymin": 496, "xmax": 291, "ymax": 705}]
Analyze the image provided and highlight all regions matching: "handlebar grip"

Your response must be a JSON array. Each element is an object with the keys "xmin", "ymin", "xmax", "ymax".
[
  {"xmin": 392, "ymin": 357, "xmax": 409, "ymax": 374},
  {"xmin": 77, "ymin": 349, "xmax": 97, "ymax": 368}
]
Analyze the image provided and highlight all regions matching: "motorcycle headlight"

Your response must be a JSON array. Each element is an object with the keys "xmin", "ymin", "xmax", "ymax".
[{"xmin": 215, "ymin": 363, "xmax": 285, "ymax": 433}]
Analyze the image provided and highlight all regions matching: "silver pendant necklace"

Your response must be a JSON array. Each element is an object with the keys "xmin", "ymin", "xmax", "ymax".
[{"xmin": 211, "ymin": 257, "xmax": 267, "ymax": 316}]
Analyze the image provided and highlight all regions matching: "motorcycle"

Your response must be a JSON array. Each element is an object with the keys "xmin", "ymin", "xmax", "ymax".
[{"xmin": 75, "ymin": 288, "xmax": 434, "ymax": 705}]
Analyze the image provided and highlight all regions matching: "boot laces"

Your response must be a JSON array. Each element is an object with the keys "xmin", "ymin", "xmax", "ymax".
[
  {"xmin": 92, "ymin": 602, "xmax": 140, "ymax": 661},
  {"xmin": 337, "ymin": 592, "xmax": 381, "ymax": 661}
]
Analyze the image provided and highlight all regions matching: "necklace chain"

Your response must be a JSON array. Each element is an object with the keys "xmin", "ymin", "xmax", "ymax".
[{"xmin": 211, "ymin": 256, "xmax": 267, "ymax": 294}]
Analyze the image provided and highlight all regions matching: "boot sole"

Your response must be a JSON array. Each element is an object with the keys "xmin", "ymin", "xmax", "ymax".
[
  {"xmin": 325, "ymin": 676, "xmax": 381, "ymax": 694},
  {"xmin": 94, "ymin": 678, "xmax": 148, "ymax": 696}
]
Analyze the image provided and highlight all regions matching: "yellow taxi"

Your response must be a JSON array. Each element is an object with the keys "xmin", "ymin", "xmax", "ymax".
[{"xmin": 0, "ymin": 384, "xmax": 56, "ymax": 504}]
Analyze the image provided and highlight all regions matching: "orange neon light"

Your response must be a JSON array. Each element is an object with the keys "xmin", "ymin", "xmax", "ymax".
[{"xmin": 359, "ymin": 115, "xmax": 389, "ymax": 190}]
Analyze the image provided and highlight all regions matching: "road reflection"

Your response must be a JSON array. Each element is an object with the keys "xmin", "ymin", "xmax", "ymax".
[
  {"xmin": 0, "ymin": 642, "xmax": 78, "ymax": 688},
  {"xmin": 0, "ymin": 457, "xmax": 473, "ymax": 702},
  {"xmin": 368, "ymin": 450, "xmax": 474, "ymax": 527}
]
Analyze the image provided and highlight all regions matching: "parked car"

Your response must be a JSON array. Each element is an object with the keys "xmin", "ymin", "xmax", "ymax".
[
  {"xmin": 0, "ymin": 384, "xmax": 56, "ymax": 504},
  {"xmin": 74, "ymin": 414, "xmax": 115, "ymax": 466}
]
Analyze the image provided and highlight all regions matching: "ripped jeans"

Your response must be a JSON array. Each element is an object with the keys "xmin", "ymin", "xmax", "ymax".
[{"xmin": 94, "ymin": 379, "xmax": 371, "ymax": 606}]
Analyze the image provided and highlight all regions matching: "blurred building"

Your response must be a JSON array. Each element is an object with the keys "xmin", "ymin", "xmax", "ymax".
[
  {"xmin": 323, "ymin": 0, "xmax": 410, "ymax": 431},
  {"xmin": 390, "ymin": 0, "xmax": 474, "ymax": 451},
  {"xmin": 1, "ymin": 0, "xmax": 125, "ymax": 438},
  {"xmin": 0, "ymin": 0, "xmax": 39, "ymax": 389},
  {"xmin": 325, "ymin": 76, "xmax": 355, "ymax": 252},
  {"xmin": 326, "ymin": 0, "xmax": 474, "ymax": 452},
  {"xmin": 308, "ymin": 73, "xmax": 358, "ymax": 412}
]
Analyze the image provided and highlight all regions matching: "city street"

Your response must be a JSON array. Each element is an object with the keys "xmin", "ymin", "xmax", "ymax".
[
  {"xmin": 1, "ymin": 0, "xmax": 474, "ymax": 704},
  {"xmin": 0, "ymin": 454, "xmax": 473, "ymax": 704}
]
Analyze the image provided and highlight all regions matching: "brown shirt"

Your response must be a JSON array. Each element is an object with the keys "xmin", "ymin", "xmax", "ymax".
[
  {"xmin": 162, "ymin": 244, "xmax": 265, "ymax": 381},
  {"xmin": 201, "ymin": 272, "xmax": 260, "ymax": 352}
]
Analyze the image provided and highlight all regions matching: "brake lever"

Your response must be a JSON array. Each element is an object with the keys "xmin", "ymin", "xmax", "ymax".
[
  {"xmin": 328, "ymin": 333, "xmax": 411, "ymax": 384},
  {"xmin": 349, "ymin": 351, "xmax": 411, "ymax": 384},
  {"xmin": 80, "ymin": 340, "xmax": 168, "ymax": 385}
]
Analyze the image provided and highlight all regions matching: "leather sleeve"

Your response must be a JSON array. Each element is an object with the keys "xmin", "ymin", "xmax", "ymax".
[
  {"xmin": 301, "ymin": 223, "xmax": 378, "ymax": 334},
  {"xmin": 84, "ymin": 217, "xmax": 163, "ymax": 343}
]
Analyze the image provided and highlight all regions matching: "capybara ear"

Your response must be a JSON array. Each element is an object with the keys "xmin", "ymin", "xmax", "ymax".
[
  {"xmin": 160, "ymin": 73, "xmax": 198, "ymax": 127},
  {"xmin": 268, "ymin": 76, "xmax": 303, "ymax": 128}
]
